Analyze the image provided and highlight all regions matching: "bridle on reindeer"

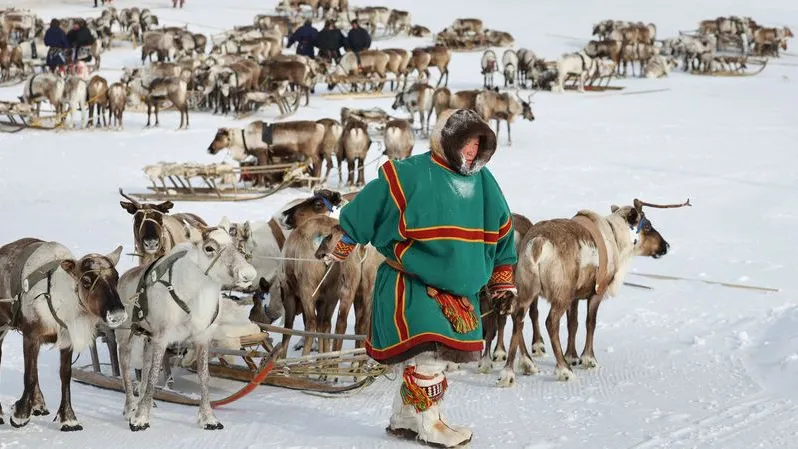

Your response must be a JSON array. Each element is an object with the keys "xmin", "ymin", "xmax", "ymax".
[{"xmin": 120, "ymin": 189, "xmax": 167, "ymax": 258}]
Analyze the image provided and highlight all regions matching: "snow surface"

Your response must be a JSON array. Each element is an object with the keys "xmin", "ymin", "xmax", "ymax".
[{"xmin": 2, "ymin": 0, "xmax": 798, "ymax": 447}]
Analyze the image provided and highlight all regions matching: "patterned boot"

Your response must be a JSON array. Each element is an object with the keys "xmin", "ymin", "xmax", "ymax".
[{"xmin": 387, "ymin": 356, "xmax": 473, "ymax": 447}]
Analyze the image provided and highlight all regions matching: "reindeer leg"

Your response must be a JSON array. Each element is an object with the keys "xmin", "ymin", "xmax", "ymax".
[
  {"xmin": 30, "ymin": 377, "xmax": 49, "ymax": 416},
  {"xmin": 491, "ymin": 313, "xmax": 507, "ymax": 362},
  {"xmin": 580, "ymin": 294, "xmax": 603, "ymax": 368},
  {"xmin": 546, "ymin": 302, "xmax": 574, "ymax": 381},
  {"xmin": 118, "ymin": 331, "xmax": 138, "ymax": 419},
  {"xmin": 195, "ymin": 343, "xmax": 222, "ymax": 429},
  {"xmin": 564, "ymin": 301, "xmax": 580, "ymax": 365},
  {"xmin": 506, "ymin": 120, "xmax": 512, "ymax": 146},
  {"xmin": 11, "ymin": 335, "xmax": 40, "ymax": 428},
  {"xmin": 130, "ymin": 336, "xmax": 167, "ymax": 431},
  {"xmin": 145, "ymin": 102, "xmax": 152, "ymax": 127},
  {"xmin": 154, "ymin": 102, "xmax": 160, "ymax": 127},
  {"xmin": 497, "ymin": 306, "xmax": 529, "ymax": 387},
  {"xmin": 347, "ymin": 158, "xmax": 355, "ymax": 187},
  {"xmin": 0, "ymin": 333, "xmax": 4, "ymax": 424},
  {"xmin": 300, "ymin": 308, "xmax": 317, "ymax": 357},
  {"xmin": 478, "ymin": 308, "xmax": 498, "ymax": 374},
  {"xmin": 56, "ymin": 348, "xmax": 82, "ymax": 431},
  {"xmin": 529, "ymin": 297, "xmax": 546, "ymax": 356},
  {"xmin": 357, "ymin": 157, "xmax": 366, "ymax": 186},
  {"xmin": 281, "ymin": 292, "xmax": 297, "ymax": 359}
]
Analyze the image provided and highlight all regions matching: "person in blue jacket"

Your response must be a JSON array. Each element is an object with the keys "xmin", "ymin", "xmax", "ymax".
[
  {"xmin": 287, "ymin": 19, "xmax": 319, "ymax": 59},
  {"xmin": 44, "ymin": 19, "xmax": 69, "ymax": 73}
]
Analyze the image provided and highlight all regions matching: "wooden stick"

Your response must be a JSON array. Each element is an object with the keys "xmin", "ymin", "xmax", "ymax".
[
  {"xmin": 629, "ymin": 272, "xmax": 780, "ymax": 293},
  {"xmin": 256, "ymin": 322, "xmax": 366, "ymax": 341}
]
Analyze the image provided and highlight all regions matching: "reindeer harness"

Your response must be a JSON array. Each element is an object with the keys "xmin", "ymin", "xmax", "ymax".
[{"xmin": 130, "ymin": 248, "xmax": 221, "ymax": 337}]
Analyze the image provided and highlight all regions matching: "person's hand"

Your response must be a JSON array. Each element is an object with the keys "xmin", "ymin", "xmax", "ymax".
[{"xmin": 322, "ymin": 251, "xmax": 346, "ymax": 265}]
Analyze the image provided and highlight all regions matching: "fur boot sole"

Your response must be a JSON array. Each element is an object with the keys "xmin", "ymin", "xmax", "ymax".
[{"xmin": 386, "ymin": 425, "xmax": 472, "ymax": 448}]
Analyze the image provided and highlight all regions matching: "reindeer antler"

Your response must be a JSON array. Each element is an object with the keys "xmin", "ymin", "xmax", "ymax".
[
  {"xmin": 633, "ymin": 198, "xmax": 691, "ymax": 211},
  {"xmin": 119, "ymin": 188, "xmax": 142, "ymax": 207}
]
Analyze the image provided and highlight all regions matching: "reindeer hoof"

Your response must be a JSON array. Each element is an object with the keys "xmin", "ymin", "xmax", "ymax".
[
  {"xmin": 129, "ymin": 421, "xmax": 150, "ymax": 432},
  {"xmin": 565, "ymin": 355, "xmax": 580, "ymax": 366},
  {"xmin": 9, "ymin": 414, "xmax": 29, "ymax": 428},
  {"xmin": 32, "ymin": 407, "xmax": 49, "ymax": 416},
  {"xmin": 491, "ymin": 349, "xmax": 507, "ymax": 363},
  {"xmin": 580, "ymin": 355, "xmax": 598, "ymax": 368},
  {"xmin": 477, "ymin": 356, "xmax": 492, "ymax": 374},
  {"xmin": 496, "ymin": 367, "xmax": 515, "ymax": 388},
  {"xmin": 530, "ymin": 342, "xmax": 546, "ymax": 358},
  {"xmin": 204, "ymin": 422, "xmax": 224, "ymax": 430},
  {"xmin": 519, "ymin": 356, "xmax": 539, "ymax": 375},
  {"xmin": 554, "ymin": 365, "xmax": 575, "ymax": 381},
  {"xmin": 60, "ymin": 420, "xmax": 83, "ymax": 432}
]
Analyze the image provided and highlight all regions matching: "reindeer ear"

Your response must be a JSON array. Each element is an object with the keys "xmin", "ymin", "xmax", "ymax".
[
  {"xmin": 626, "ymin": 207, "xmax": 640, "ymax": 226},
  {"xmin": 106, "ymin": 246, "xmax": 123, "ymax": 266},
  {"xmin": 120, "ymin": 201, "xmax": 138, "ymax": 214},
  {"xmin": 259, "ymin": 277, "xmax": 271, "ymax": 292},
  {"xmin": 60, "ymin": 260, "xmax": 78, "ymax": 278},
  {"xmin": 154, "ymin": 200, "xmax": 174, "ymax": 213},
  {"xmin": 217, "ymin": 216, "xmax": 231, "ymax": 233},
  {"xmin": 610, "ymin": 205, "xmax": 619, "ymax": 213}
]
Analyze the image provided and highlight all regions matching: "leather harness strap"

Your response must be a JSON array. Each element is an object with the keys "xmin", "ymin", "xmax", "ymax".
[
  {"xmin": 267, "ymin": 218, "xmax": 285, "ymax": 251},
  {"xmin": 572, "ymin": 214, "xmax": 610, "ymax": 297}
]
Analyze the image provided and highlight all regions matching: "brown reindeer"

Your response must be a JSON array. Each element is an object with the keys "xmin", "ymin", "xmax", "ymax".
[
  {"xmin": 118, "ymin": 189, "xmax": 207, "ymax": 266},
  {"xmin": 337, "ymin": 117, "xmax": 372, "ymax": 186},
  {"xmin": 259, "ymin": 59, "xmax": 312, "ymax": 106},
  {"xmin": 409, "ymin": 25, "xmax": 431, "ymax": 37},
  {"xmin": 274, "ymin": 215, "xmax": 363, "ymax": 358},
  {"xmin": 496, "ymin": 199, "xmax": 687, "ymax": 387},
  {"xmin": 86, "ymin": 75, "xmax": 108, "ymax": 128},
  {"xmin": 0, "ymin": 41, "xmax": 23, "ymax": 82},
  {"xmin": 328, "ymin": 50, "xmax": 390, "ymax": 91},
  {"xmin": 316, "ymin": 118, "xmax": 343, "ymax": 180},
  {"xmin": 408, "ymin": 46, "xmax": 451, "ymax": 87},
  {"xmin": 475, "ymin": 89, "xmax": 535, "ymax": 145},
  {"xmin": 478, "ymin": 213, "xmax": 535, "ymax": 372},
  {"xmin": 382, "ymin": 48, "xmax": 411, "ymax": 91},
  {"xmin": 382, "ymin": 118, "xmax": 414, "ymax": 160},
  {"xmin": 0, "ymin": 239, "xmax": 126, "ymax": 430},
  {"xmin": 207, "ymin": 120, "xmax": 326, "ymax": 176},
  {"xmin": 432, "ymin": 87, "xmax": 480, "ymax": 120},
  {"xmin": 106, "ymin": 82, "xmax": 127, "ymax": 129},
  {"xmin": 126, "ymin": 72, "xmax": 190, "ymax": 129}
]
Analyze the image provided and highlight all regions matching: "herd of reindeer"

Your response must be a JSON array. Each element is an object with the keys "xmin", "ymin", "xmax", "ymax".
[{"xmin": 0, "ymin": 0, "xmax": 782, "ymax": 434}]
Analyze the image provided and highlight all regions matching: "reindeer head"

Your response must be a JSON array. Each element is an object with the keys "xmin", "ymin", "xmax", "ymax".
[
  {"xmin": 313, "ymin": 223, "xmax": 348, "ymax": 261},
  {"xmin": 119, "ymin": 189, "xmax": 174, "ymax": 255},
  {"xmin": 610, "ymin": 198, "xmax": 690, "ymax": 259},
  {"xmin": 391, "ymin": 90, "xmax": 407, "ymax": 110},
  {"xmin": 197, "ymin": 217, "xmax": 257, "ymax": 289},
  {"xmin": 281, "ymin": 189, "xmax": 343, "ymax": 230},
  {"xmin": 208, "ymin": 127, "xmax": 233, "ymax": 154},
  {"xmin": 61, "ymin": 246, "xmax": 127, "ymax": 327},
  {"xmin": 514, "ymin": 90, "xmax": 536, "ymax": 122}
]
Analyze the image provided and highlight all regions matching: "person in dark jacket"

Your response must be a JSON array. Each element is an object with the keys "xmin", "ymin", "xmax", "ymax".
[
  {"xmin": 44, "ymin": 18, "xmax": 69, "ymax": 72},
  {"xmin": 66, "ymin": 20, "xmax": 96, "ymax": 63},
  {"xmin": 346, "ymin": 20, "xmax": 371, "ymax": 68},
  {"xmin": 287, "ymin": 19, "xmax": 319, "ymax": 59},
  {"xmin": 314, "ymin": 20, "xmax": 347, "ymax": 63}
]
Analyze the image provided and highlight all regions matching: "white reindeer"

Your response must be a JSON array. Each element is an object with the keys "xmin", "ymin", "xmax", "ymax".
[
  {"xmin": 115, "ymin": 217, "xmax": 257, "ymax": 431},
  {"xmin": 61, "ymin": 75, "xmax": 89, "ymax": 128},
  {"xmin": 502, "ymin": 49, "xmax": 519, "ymax": 87},
  {"xmin": 553, "ymin": 50, "xmax": 593, "ymax": 93},
  {"xmin": 481, "ymin": 49, "xmax": 499, "ymax": 88}
]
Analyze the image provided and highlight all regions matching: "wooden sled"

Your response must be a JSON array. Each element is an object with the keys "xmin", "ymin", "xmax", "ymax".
[
  {"xmin": 690, "ymin": 57, "xmax": 768, "ymax": 77},
  {"xmin": 0, "ymin": 100, "xmax": 65, "ymax": 133},
  {"xmin": 564, "ymin": 84, "xmax": 625, "ymax": 92},
  {"xmin": 72, "ymin": 321, "xmax": 386, "ymax": 407}
]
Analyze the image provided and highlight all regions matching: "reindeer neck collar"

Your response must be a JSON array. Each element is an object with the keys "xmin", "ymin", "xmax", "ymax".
[
  {"xmin": 630, "ymin": 216, "xmax": 647, "ymax": 245},
  {"xmin": 240, "ymin": 129, "xmax": 249, "ymax": 152}
]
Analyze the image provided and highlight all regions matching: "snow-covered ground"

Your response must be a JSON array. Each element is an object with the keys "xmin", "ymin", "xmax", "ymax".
[{"xmin": 2, "ymin": 0, "xmax": 798, "ymax": 447}]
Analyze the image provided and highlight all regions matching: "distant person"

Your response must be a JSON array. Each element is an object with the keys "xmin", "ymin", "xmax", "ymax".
[
  {"xmin": 66, "ymin": 19, "xmax": 96, "ymax": 64},
  {"xmin": 44, "ymin": 19, "xmax": 69, "ymax": 73},
  {"xmin": 346, "ymin": 20, "xmax": 371, "ymax": 68},
  {"xmin": 287, "ymin": 19, "xmax": 319, "ymax": 59},
  {"xmin": 314, "ymin": 20, "xmax": 347, "ymax": 63}
]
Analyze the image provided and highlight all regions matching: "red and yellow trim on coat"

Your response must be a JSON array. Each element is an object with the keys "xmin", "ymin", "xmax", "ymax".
[
  {"xmin": 431, "ymin": 153, "xmax": 456, "ymax": 173},
  {"xmin": 382, "ymin": 160, "xmax": 515, "ymax": 246},
  {"xmin": 365, "ymin": 333, "xmax": 484, "ymax": 362},
  {"xmin": 393, "ymin": 272, "xmax": 410, "ymax": 341},
  {"xmin": 488, "ymin": 264, "xmax": 515, "ymax": 289}
]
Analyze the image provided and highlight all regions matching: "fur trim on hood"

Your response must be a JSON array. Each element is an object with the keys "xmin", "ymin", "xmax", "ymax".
[{"xmin": 430, "ymin": 108, "xmax": 497, "ymax": 175}]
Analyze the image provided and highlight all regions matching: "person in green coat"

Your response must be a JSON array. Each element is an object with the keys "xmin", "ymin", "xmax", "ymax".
[{"xmin": 321, "ymin": 108, "xmax": 517, "ymax": 448}]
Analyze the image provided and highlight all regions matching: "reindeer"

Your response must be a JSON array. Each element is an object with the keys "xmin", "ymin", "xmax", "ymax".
[
  {"xmin": 497, "ymin": 199, "xmax": 688, "ymax": 387},
  {"xmin": 553, "ymin": 51, "xmax": 593, "ymax": 92},
  {"xmin": 19, "ymin": 73, "xmax": 65, "ymax": 117},
  {"xmin": 106, "ymin": 82, "xmax": 127, "ymax": 129},
  {"xmin": 432, "ymin": 87, "xmax": 480, "ymax": 120},
  {"xmin": 382, "ymin": 48, "xmax": 411, "ymax": 91},
  {"xmin": 337, "ymin": 117, "xmax": 372, "ymax": 186},
  {"xmin": 86, "ymin": 75, "xmax": 108, "ymax": 128},
  {"xmin": 481, "ymin": 49, "xmax": 499, "ymax": 88},
  {"xmin": 0, "ymin": 41, "xmax": 23, "ymax": 82},
  {"xmin": 115, "ymin": 218, "xmax": 257, "ymax": 431},
  {"xmin": 0, "ymin": 239, "xmax": 126, "ymax": 430},
  {"xmin": 207, "ymin": 120, "xmax": 326, "ymax": 177},
  {"xmin": 230, "ymin": 190, "xmax": 344, "ymax": 295},
  {"xmin": 475, "ymin": 89, "xmax": 535, "ymax": 146},
  {"xmin": 451, "ymin": 18, "xmax": 483, "ymax": 34},
  {"xmin": 272, "ymin": 215, "xmax": 378, "ymax": 359},
  {"xmin": 316, "ymin": 118, "xmax": 343, "ymax": 180},
  {"xmin": 60, "ymin": 75, "xmax": 89, "ymax": 129},
  {"xmin": 382, "ymin": 119, "xmax": 415, "ymax": 160},
  {"xmin": 118, "ymin": 189, "xmax": 207, "ymax": 267},
  {"xmin": 259, "ymin": 59, "xmax": 312, "ymax": 106},
  {"xmin": 391, "ymin": 82, "xmax": 435, "ymax": 135},
  {"xmin": 327, "ymin": 50, "xmax": 390, "ymax": 91},
  {"xmin": 516, "ymin": 48, "xmax": 537, "ymax": 87},
  {"xmin": 386, "ymin": 9, "xmax": 411, "ymax": 35},
  {"xmin": 140, "ymin": 31, "xmax": 176, "ymax": 63},
  {"xmin": 127, "ymin": 75, "xmax": 190, "ymax": 129},
  {"xmin": 407, "ymin": 46, "xmax": 451, "ymax": 87},
  {"xmin": 409, "ymin": 25, "xmax": 431, "ymax": 37},
  {"xmin": 501, "ymin": 49, "xmax": 519, "ymax": 87}
]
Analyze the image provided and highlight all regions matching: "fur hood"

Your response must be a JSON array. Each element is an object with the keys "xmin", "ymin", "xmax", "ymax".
[{"xmin": 430, "ymin": 108, "xmax": 497, "ymax": 175}]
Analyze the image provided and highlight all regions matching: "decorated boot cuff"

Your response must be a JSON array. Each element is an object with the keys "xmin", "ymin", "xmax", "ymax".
[
  {"xmin": 489, "ymin": 265, "xmax": 516, "ymax": 294},
  {"xmin": 400, "ymin": 366, "xmax": 448, "ymax": 412},
  {"xmin": 331, "ymin": 238, "xmax": 356, "ymax": 261}
]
